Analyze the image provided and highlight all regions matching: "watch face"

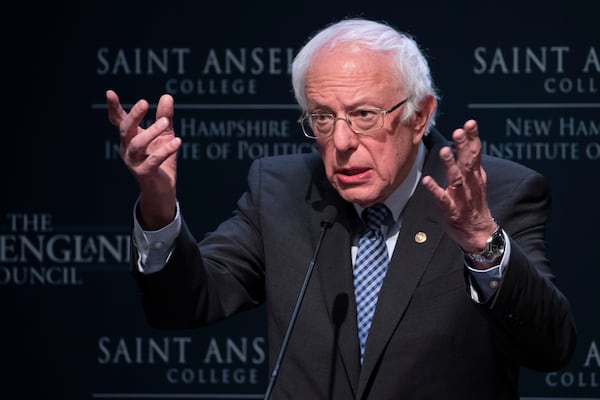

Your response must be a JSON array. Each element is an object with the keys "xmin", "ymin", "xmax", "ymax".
[
  {"xmin": 467, "ymin": 228, "xmax": 505, "ymax": 264},
  {"xmin": 489, "ymin": 230, "xmax": 505, "ymax": 254}
]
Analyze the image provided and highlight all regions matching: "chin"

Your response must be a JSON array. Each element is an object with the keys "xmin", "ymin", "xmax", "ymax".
[{"xmin": 336, "ymin": 187, "xmax": 379, "ymax": 208}]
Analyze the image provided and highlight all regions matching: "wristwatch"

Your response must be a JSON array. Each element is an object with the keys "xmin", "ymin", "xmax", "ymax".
[{"xmin": 465, "ymin": 224, "xmax": 505, "ymax": 265}]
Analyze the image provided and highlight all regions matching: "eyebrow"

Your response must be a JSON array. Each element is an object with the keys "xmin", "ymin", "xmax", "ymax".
[{"xmin": 308, "ymin": 100, "xmax": 384, "ymax": 114}]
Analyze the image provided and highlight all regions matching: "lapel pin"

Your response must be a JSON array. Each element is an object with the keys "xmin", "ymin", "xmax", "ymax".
[{"xmin": 415, "ymin": 231, "xmax": 427, "ymax": 244}]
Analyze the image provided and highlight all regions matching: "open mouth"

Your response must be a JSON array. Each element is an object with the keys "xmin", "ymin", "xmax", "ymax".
[
  {"xmin": 335, "ymin": 167, "xmax": 372, "ymax": 184},
  {"xmin": 340, "ymin": 167, "xmax": 370, "ymax": 176}
]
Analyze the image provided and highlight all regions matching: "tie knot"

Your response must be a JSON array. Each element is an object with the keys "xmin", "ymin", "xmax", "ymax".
[{"xmin": 362, "ymin": 204, "xmax": 389, "ymax": 231}]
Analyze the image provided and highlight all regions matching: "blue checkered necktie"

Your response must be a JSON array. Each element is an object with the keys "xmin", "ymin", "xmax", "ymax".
[{"xmin": 354, "ymin": 203, "xmax": 390, "ymax": 364}]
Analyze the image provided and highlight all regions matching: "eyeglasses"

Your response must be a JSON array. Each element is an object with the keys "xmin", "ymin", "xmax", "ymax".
[{"xmin": 298, "ymin": 96, "xmax": 412, "ymax": 140}]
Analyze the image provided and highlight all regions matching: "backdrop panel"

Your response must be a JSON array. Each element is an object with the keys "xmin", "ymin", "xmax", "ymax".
[{"xmin": 2, "ymin": 1, "xmax": 598, "ymax": 398}]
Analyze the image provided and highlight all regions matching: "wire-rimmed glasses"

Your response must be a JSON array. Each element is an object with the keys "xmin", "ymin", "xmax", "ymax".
[{"xmin": 298, "ymin": 96, "xmax": 412, "ymax": 140}]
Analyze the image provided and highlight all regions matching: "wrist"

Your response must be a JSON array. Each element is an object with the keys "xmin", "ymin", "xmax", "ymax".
[
  {"xmin": 137, "ymin": 195, "xmax": 177, "ymax": 230},
  {"xmin": 464, "ymin": 223, "xmax": 506, "ymax": 268}
]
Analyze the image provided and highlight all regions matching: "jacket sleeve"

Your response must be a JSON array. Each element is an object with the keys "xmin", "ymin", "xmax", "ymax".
[
  {"xmin": 130, "ymin": 158, "xmax": 267, "ymax": 330},
  {"xmin": 484, "ymin": 167, "xmax": 577, "ymax": 371}
]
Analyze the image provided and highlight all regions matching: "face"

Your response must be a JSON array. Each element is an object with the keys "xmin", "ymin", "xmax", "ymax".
[{"xmin": 305, "ymin": 43, "xmax": 429, "ymax": 208}]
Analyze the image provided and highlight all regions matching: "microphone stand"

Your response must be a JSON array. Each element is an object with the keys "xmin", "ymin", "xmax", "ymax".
[{"xmin": 263, "ymin": 210, "xmax": 336, "ymax": 400}]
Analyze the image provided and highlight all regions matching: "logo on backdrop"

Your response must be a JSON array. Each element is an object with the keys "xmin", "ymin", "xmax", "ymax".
[
  {"xmin": 0, "ymin": 212, "xmax": 129, "ymax": 285},
  {"xmin": 96, "ymin": 335, "xmax": 266, "ymax": 390},
  {"xmin": 545, "ymin": 339, "xmax": 599, "ymax": 389},
  {"xmin": 470, "ymin": 45, "xmax": 599, "ymax": 161},
  {"xmin": 473, "ymin": 45, "xmax": 599, "ymax": 94},
  {"xmin": 96, "ymin": 46, "xmax": 314, "ymax": 163},
  {"xmin": 96, "ymin": 47, "xmax": 295, "ymax": 96}
]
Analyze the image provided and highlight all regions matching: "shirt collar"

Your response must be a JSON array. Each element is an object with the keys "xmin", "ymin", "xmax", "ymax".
[{"xmin": 354, "ymin": 141, "xmax": 426, "ymax": 227}]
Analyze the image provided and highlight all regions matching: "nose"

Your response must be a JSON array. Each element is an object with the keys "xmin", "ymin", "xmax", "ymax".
[{"xmin": 331, "ymin": 117, "xmax": 359, "ymax": 151}]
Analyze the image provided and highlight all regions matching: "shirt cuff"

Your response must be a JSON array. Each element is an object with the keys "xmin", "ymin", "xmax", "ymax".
[{"xmin": 132, "ymin": 199, "xmax": 181, "ymax": 274}]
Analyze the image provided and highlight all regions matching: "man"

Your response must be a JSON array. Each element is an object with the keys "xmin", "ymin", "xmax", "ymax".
[{"xmin": 106, "ymin": 18, "xmax": 576, "ymax": 399}]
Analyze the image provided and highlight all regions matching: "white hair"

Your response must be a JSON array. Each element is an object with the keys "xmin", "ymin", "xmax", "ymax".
[{"xmin": 292, "ymin": 18, "xmax": 439, "ymax": 131}]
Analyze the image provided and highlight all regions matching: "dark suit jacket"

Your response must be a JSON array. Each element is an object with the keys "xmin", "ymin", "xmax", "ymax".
[{"xmin": 133, "ymin": 129, "xmax": 576, "ymax": 399}]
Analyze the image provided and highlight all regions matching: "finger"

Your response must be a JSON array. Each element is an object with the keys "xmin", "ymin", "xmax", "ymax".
[
  {"xmin": 156, "ymin": 94, "xmax": 175, "ymax": 124},
  {"xmin": 421, "ymin": 176, "xmax": 452, "ymax": 215},
  {"xmin": 453, "ymin": 120, "xmax": 482, "ymax": 175},
  {"xmin": 464, "ymin": 120, "xmax": 483, "ymax": 197},
  {"xmin": 144, "ymin": 135, "xmax": 182, "ymax": 170},
  {"xmin": 463, "ymin": 119, "xmax": 479, "ymax": 138},
  {"xmin": 106, "ymin": 90, "xmax": 127, "ymax": 127},
  {"xmin": 126, "ymin": 117, "xmax": 171, "ymax": 164},
  {"xmin": 119, "ymin": 98, "xmax": 151, "ymax": 145},
  {"xmin": 439, "ymin": 146, "xmax": 465, "ymax": 191},
  {"xmin": 421, "ymin": 175, "xmax": 446, "ymax": 202}
]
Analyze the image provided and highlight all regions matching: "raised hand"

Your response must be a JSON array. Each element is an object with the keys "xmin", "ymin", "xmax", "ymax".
[
  {"xmin": 106, "ymin": 90, "xmax": 182, "ymax": 229},
  {"xmin": 421, "ymin": 120, "xmax": 497, "ymax": 258}
]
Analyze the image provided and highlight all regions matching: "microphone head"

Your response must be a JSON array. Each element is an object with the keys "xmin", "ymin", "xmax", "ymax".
[{"xmin": 321, "ymin": 205, "xmax": 338, "ymax": 228}]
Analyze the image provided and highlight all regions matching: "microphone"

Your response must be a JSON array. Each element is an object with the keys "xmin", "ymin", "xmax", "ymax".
[{"xmin": 264, "ymin": 205, "xmax": 338, "ymax": 400}]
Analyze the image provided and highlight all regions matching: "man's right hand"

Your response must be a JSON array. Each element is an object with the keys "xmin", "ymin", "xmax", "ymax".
[{"xmin": 106, "ymin": 89, "xmax": 182, "ymax": 230}]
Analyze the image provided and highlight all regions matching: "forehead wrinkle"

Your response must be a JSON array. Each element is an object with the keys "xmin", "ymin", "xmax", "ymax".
[
  {"xmin": 306, "ymin": 79, "xmax": 380, "ymax": 108},
  {"xmin": 305, "ymin": 68, "xmax": 390, "ymax": 109},
  {"xmin": 304, "ymin": 44, "xmax": 400, "ymax": 109}
]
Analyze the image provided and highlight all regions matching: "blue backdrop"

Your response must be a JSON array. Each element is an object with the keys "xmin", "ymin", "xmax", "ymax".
[{"xmin": 2, "ymin": 1, "xmax": 598, "ymax": 398}]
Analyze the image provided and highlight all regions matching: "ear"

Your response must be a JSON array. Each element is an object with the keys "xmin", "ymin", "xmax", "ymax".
[{"xmin": 411, "ymin": 94, "xmax": 437, "ymax": 144}]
